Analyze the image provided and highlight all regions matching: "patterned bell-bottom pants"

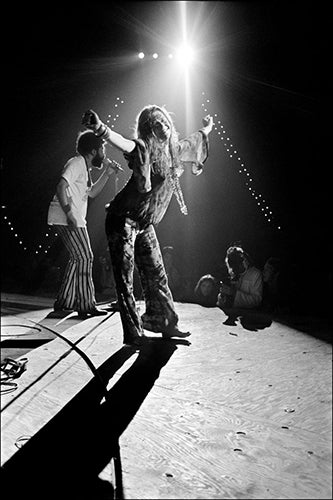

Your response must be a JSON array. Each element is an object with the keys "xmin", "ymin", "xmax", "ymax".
[{"xmin": 106, "ymin": 218, "xmax": 178, "ymax": 342}]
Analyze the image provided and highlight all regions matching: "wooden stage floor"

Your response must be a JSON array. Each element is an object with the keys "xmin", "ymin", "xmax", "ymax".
[{"xmin": 1, "ymin": 293, "xmax": 332, "ymax": 499}]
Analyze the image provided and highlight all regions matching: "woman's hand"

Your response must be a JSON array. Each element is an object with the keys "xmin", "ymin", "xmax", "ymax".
[
  {"xmin": 202, "ymin": 114, "xmax": 214, "ymax": 134},
  {"xmin": 82, "ymin": 109, "xmax": 102, "ymax": 132}
]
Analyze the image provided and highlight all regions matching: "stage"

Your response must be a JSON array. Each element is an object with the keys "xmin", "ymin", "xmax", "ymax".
[{"xmin": 1, "ymin": 293, "xmax": 332, "ymax": 499}]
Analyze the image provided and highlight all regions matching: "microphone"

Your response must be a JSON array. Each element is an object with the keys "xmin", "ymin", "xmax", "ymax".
[{"xmin": 105, "ymin": 158, "xmax": 124, "ymax": 173}]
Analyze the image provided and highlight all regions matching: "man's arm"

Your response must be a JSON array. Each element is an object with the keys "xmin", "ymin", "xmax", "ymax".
[
  {"xmin": 82, "ymin": 109, "xmax": 136, "ymax": 153},
  {"xmin": 89, "ymin": 160, "xmax": 119, "ymax": 198},
  {"xmin": 56, "ymin": 178, "xmax": 78, "ymax": 229}
]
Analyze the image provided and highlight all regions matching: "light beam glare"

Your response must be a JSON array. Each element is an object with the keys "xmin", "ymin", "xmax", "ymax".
[
  {"xmin": 180, "ymin": 1, "xmax": 187, "ymax": 43},
  {"xmin": 179, "ymin": 1, "xmax": 194, "ymax": 135},
  {"xmin": 176, "ymin": 44, "xmax": 195, "ymax": 66}
]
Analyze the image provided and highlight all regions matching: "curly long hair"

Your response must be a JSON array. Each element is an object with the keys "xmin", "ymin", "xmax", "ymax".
[{"xmin": 134, "ymin": 105, "xmax": 187, "ymax": 214}]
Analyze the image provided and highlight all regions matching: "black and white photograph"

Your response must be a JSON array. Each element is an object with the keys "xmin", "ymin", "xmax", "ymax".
[{"xmin": 1, "ymin": 1, "xmax": 331, "ymax": 498}]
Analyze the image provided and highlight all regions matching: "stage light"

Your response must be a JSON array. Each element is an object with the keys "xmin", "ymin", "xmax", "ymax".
[
  {"xmin": 138, "ymin": 52, "xmax": 145, "ymax": 59},
  {"xmin": 176, "ymin": 44, "xmax": 195, "ymax": 66},
  {"xmin": 168, "ymin": 53, "xmax": 173, "ymax": 59},
  {"xmin": 152, "ymin": 53, "xmax": 158, "ymax": 59}
]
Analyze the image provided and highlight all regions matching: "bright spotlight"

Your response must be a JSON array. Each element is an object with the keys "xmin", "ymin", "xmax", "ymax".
[
  {"xmin": 168, "ymin": 53, "xmax": 173, "ymax": 59},
  {"xmin": 138, "ymin": 52, "xmax": 145, "ymax": 59},
  {"xmin": 176, "ymin": 44, "xmax": 195, "ymax": 66},
  {"xmin": 152, "ymin": 53, "xmax": 158, "ymax": 59}
]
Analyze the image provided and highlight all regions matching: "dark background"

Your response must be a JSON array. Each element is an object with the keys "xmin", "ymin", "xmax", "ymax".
[{"xmin": 1, "ymin": 1, "xmax": 331, "ymax": 313}]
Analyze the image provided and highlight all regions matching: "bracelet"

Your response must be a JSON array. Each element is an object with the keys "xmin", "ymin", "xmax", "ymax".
[
  {"xmin": 63, "ymin": 204, "xmax": 71, "ymax": 214},
  {"xmin": 96, "ymin": 124, "xmax": 107, "ymax": 137},
  {"xmin": 95, "ymin": 123, "xmax": 104, "ymax": 134}
]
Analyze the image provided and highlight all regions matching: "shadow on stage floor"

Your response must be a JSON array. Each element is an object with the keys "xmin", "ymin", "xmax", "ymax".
[
  {"xmin": 1, "ymin": 338, "xmax": 189, "ymax": 499},
  {"xmin": 274, "ymin": 313, "xmax": 332, "ymax": 344},
  {"xmin": 220, "ymin": 306, "xmax": 332, "ymax": 344}
]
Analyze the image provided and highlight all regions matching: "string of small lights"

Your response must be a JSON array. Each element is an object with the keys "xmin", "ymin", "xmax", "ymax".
[
  {"xmin": 3, "ymin": 93, "xmax": 282, "ymax": 258},
  {"xmin": 105, "ymin": 96, "xmax": 124, "ymax": 129},
  {"xmin": 2, "ymin": 205, "xmax": 58, "ymax": 256},
  {"xmin": 2, "ymin": 97, "xmax": 125, "ymax": 256},
  {"xmin": 201, "ymin": 92, "xmax": 281, "ymax": 231}
]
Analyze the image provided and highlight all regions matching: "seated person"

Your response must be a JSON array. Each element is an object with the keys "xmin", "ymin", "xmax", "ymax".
[
  {"xmin": 194, "ymin": 274, "xmax": 219, "ymax": 307},
  {"xmin": 262, "ymin": 256, "xmax": 291, "ymax": 314},
  {"xmin": 217, "ymin": 245, "xmax": 263, "ymax": 310},
  {"xmin": 162, "ymin": 246, "xmax": 185, "ymax": 301}
]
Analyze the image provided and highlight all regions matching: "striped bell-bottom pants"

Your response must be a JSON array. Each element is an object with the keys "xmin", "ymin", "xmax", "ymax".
[{"xmin": 54, "ymin": 225, "xmax": 97, "ymax": 313}]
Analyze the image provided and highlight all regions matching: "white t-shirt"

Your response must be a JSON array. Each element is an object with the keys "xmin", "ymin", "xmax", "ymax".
[{"xmin": 47, "ymin": 155, "xmax": 90, "ymax": 227}]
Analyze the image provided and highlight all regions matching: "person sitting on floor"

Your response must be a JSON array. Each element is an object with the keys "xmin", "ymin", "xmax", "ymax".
[
  {"xmin": 194, "ymin": 274, "xmax": 219, "ymax": 307},
  {"xmin": 262, "ymin": 256, "xmax": 291, "ymax": 314},
  {"xmin": 217, "ymin": 244, "xmax": 263, "ymax": 311}
]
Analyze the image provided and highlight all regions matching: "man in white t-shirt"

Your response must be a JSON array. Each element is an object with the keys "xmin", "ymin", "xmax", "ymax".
[{"xmin": 48, "ymin": 130, "xmax": 120, "ymax": 318}]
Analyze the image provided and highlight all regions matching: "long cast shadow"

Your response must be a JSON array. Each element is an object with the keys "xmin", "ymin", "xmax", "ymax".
[{"xmin": 1, "ymin": 339, "xmax": 187, "ymax": 499}]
